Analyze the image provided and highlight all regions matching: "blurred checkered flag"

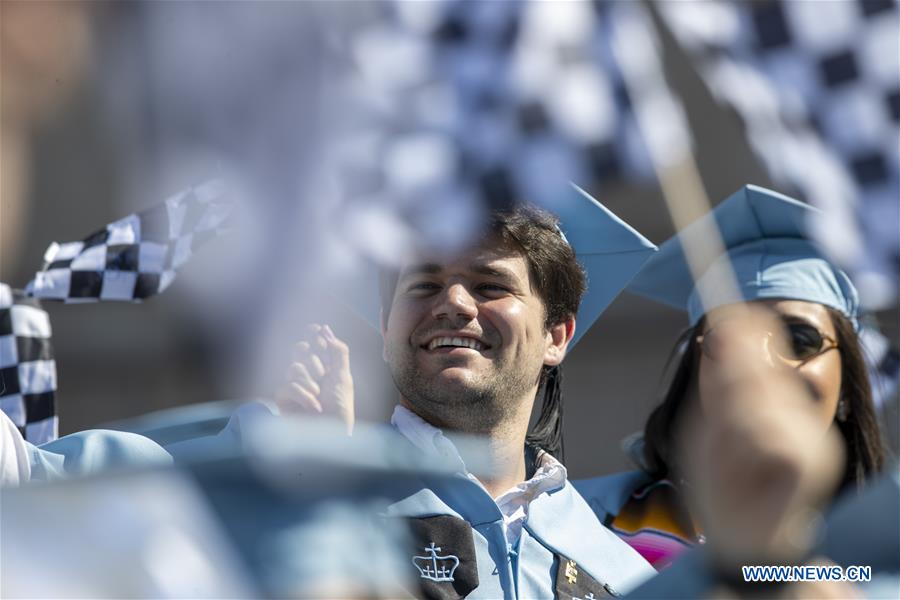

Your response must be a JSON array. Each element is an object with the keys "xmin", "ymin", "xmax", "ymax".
[
  {"xmin": 0, "ymin": 284, "xmax": 57, "ymax": 444},
  {"xmin": 26, "ymin": 179, "xmax": 230, "ymax": 302},
  {"xmin": 336, "ymin": 1, "xmax": 681, "ymax": 261},
  {"xmin": 657, "ymin": 0, "xmax": 900, "ymax": 307},
  {"xmin": 5, "ymin": 180, "xmax": 230, "ymax": 444}
]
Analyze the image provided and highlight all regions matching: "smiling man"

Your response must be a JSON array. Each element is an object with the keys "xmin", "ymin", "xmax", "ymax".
[
  {"xmin": 379, "ymin": 205, "xmax": 654, "ymax": 598},
  {"xmin": 379, "ymin": 207, "xmax": 583, "ymax": 496},
  {"xmin": 281, "ymin": 196, "xmax": 659, "ymax": 598}
]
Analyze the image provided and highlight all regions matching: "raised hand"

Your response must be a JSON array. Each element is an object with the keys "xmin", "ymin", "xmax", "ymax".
[
  {"xmin": 681, "ymin": 308, "xmax": 844, "ymax": 569},
  {"xmin": 275, "ymin": 324, "xmax": 355, "ymax": 435}
]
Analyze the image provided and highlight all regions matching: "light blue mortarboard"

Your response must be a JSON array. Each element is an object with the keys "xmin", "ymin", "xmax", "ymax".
[
  {"xmin": 557, "ymin": 184, "xmax": 658, "ymax": 347},
  {"xmin": 628, "ymin": 185, "xmax": 860, "ymax": 329},
  {"xmin": 345, "ymin": 184, "xmax": 658, "ymax": 348}
]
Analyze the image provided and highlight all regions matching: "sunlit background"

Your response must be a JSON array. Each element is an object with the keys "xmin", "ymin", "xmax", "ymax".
[{"xmin": 2, "ymin": 0, "xmax": 897, "ymax": 482}]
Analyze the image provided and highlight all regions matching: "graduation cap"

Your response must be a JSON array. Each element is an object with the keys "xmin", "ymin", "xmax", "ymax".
[
  {"xmin": 555, "ymin": 184, "xmax": 658, "ymax": 347},
  {"xmin": 628, "ymin": 185, "xmax": 860, "ymax": 329},
  {"xmin": 343, "ymin": 183, "xmax": 658, "ymax": 349}
]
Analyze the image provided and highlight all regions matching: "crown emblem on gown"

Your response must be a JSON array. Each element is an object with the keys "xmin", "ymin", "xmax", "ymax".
[{"xmin": 412, "ymin": 542, "xmax": 459, "ymax": 582}]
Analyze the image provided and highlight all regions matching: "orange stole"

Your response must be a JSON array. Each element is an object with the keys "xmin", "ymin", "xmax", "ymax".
[{"xmin": 607, "ymin": 479, "xmax": 701, "ymax": 569}]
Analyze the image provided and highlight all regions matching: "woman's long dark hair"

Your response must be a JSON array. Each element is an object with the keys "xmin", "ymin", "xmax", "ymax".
[
  {"xmin": 642, "ymin": 309, "xmax": 885, "ymax": 493},
  {"xmin": 832, "ymin": 311, "xmax": 886, "ymax": 489},
  {"xmin": 641, "ymin": 325, "xmax": 700, "ymax": 483}
]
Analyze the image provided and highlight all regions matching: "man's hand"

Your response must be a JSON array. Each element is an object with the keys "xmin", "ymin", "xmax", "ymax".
[{"xmin": 275, "ymin": 324, "xmax": 355, "ymax": 434}]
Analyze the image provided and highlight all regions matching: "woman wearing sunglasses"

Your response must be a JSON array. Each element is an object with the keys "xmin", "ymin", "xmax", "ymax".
[{"xmin": 575, "ymin": 185, "xmax": 886, "ymax": 570}]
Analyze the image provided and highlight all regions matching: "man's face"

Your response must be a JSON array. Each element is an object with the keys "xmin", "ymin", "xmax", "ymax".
[{"xmin": 381, "ymin": 241, "xmax": 572, "ymax": 432}]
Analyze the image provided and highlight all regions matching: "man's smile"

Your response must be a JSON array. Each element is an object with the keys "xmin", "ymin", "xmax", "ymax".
[{"xmin": 424, "ymin": 335, "xmax": 488, "ymax": 351}]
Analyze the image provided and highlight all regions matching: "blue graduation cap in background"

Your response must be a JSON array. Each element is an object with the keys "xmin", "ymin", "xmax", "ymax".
[
  {"xmin": 557, "ymin": 184, "xmax": 658, "ymax": 347},
  {"xmin": 628, "ymin": 185, "xmax": 860, "ymax": 329},
  {"xmin": 344, "ymin": 184, "xmax": 658, "ymax": 348}
]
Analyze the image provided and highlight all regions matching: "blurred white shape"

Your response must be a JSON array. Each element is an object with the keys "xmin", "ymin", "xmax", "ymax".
[
  {"xmin": 612, "ymin": 2, "xmax": 692, "ymax": 169},
  {"xmin": 2, "ymin": 470, "xmax": 254, "ymax": 598},
  {"xmin": 354, "ymin": 27, "xmax": 430, "ymax": 92},
  {"xmin": 413, "ymin": 183, "xmax": 484, "ymax": 257},
  {"xmin": 384, "ymin": 133, "xmax": 457, "ymax": 193},
  {"xmin": 784, "ymin": 0, "xmax": 860, "ymax": 52},
  {"xmin": 522, "ymin": 0, "xmax": 594, "ymax": 46},
  {"xmin": 265, "ymin": 501, "xmax": 413, "ymax": 598},
  {"xmin": 393, "ymin": 0, "xmax": 447, "ymax": 35},
  {"xmin": 0, "ymin": 411, "xmax": 31, "ymax": 487},
  {"xmin": 344, "ymin": 200, "xmax": 418, "ymax": 266},
  {"xmin": 637, "ymin": 90, "xmax": 693, "ymax": 170},
  {"xmin": 786, "ymin": 135, "xmax": 870, "ymax": 288},
  {"xmin": 510, "ymin": 40, "xmax": 556, "ymax": 99},
  {"xmin": 143, "ymin": 525, "xmax": 227, "ymax": 597},
  {"xmin": 656, "ymin": 0, "xmax": 741, "ymax": 48},
  {"xmin": 106, "ymin": 214, "xmax": 141, "ymax": 245},
  {"xmin": 550, "ymin": 65, "xmax": 617, "ymax": 144},
  {"xmin": 859, "ymin": 15, "xmax": 900, "ymax": 86},
  {"xmin": 853, "ymin": 273, "xmax": 897, "ymax": 316}
]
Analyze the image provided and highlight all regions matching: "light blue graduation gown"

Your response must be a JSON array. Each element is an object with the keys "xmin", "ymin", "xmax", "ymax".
[
  {"xmin": 21, "ymin": 407, "xmax": 655, "ymax": 598},
  {"xmin": 574, "ymin": 471, "xmax": 653, "ymax": 525},
  {"xmin": 27, "ymin": 429, "xmax": 173, "ymax": 481},
  {"xmin": 387, "ymin": 472, "xmax": 655, "ymax": 598},
  {"xmin": 166, "ymin": 405, "xmax": 656, "ymax": 597}
]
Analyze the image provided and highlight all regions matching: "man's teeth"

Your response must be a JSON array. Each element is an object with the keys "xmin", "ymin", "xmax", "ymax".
[{"xmin": 427, "ymin": 337, "xmax": 485, "ymax": 351}]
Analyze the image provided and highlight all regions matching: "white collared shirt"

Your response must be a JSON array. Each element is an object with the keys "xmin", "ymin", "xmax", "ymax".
[{"xmin": 391, "ymin": 405, "xmax": 567, "ymax": 548}]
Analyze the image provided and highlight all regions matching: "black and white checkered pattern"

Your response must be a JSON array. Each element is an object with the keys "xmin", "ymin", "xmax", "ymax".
[
  {"xmin": 7, "ymin": 180, "xmax": 229, "ymax": 444},
  {"xmin": 658, "ymin": 0, "xmax": 900, "ymax": 307},
  {"xmin": 860, "ymin": 322, "xmax": 900, "ymax": 411},
  {"xmin": 26, "ymin": 179, "xmax": 230, "ymax": 302},
  {"xmin": 0, "ymin": 284, "xmax": 57, "ymax": 445},
  {"xmin": 337, "ymin": 1, "xmax": 679, "ymax": 259}
]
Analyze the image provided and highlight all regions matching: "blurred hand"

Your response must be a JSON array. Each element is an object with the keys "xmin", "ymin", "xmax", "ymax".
[
  {"xmin": 275, "ymin": 324, "xmax": 355, "ymax": 435},
  {"xmin": 681, "ymin": 307, "xmax": 845, "ymax": 569}
]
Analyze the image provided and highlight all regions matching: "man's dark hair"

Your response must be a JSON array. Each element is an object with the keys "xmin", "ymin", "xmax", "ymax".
[{"xmin": 379, "ymin": 204, "xmax": 587, "ymax": 461}]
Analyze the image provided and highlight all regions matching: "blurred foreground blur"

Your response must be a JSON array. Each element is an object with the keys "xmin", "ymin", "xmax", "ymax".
[{"xmin": 1, "ymin": 1, "xmax": 898, "ymax": 598}]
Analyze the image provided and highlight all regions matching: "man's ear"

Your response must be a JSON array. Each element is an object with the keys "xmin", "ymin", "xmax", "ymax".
[{"xmin": 544, "ymin": 316, "xmax": 576, "ymax": 367}]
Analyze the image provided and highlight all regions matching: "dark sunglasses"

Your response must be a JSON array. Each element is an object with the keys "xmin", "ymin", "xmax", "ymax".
[{"xmin": 696, "ymin": 317, "xmax": 839, "ymax": 366}]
